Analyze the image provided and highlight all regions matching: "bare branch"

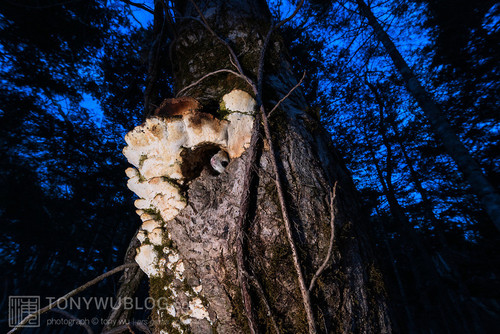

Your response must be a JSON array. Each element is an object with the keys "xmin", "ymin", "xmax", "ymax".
[
  {"xmin": 309, "ymin": 182, "xmax": 338, "ymax": 292},
  {"xmin": 103, "ymin": 232, "xmax": 144, "ymax": 332},
  {"xmin": 127, "ymin": 323, "xmax": 136, "ymax": 334},
  {"xmin": 176, "ymin": 69, "xmax": 250, "ymax": 97},
  {"xmin": 7, "ymin": 263, "xmax": 138, "ymax": 334},
  {"xmin": 276, "ymin": 0, "xmax": 305, "ymax": 29},
  {"xmin": 118, "ymin": 0, "xmax": 154, "ymax": 14},
  {"xmin": 254, "ymin": 1, "xmax": 318, "ymax": 332},
  {"xmin": 269, "ymin": 71, "xmax": 306, "ymax": 117},
  {"xmin": 144, "ymin": 0, "xmax": 168, "ymax": 116},
  {"xmin": 260, "ymin": 103, "xmax": 318, "ymax": 333},
  {"xmin": 257, "ymin": 0, "xmax": 304, "ymax": 101}
]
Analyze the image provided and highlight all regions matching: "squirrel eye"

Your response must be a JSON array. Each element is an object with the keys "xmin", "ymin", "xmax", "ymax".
[{"xmin": 221, "ymin": 161, "xmax": 228, "ymax": 167}]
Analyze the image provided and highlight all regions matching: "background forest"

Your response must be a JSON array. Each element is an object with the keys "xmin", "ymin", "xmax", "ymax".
[{"xmin": 1, "ymin": 0, "xmax": 499, "ymax": 332}]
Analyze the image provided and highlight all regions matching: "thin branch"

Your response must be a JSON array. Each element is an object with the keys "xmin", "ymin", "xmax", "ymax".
[
  {"xmin": 118, "ymin": 0, "xmax": 154, "ymax": 14},
  {"xmin": 276, "ymin": 0, "xmax": 305, "ymax": 29},
  {"xmin": 257, "ymin": 0, "xmax": 304, "ymax": 102},
  {"xmin": 255, "ymin": 1, "xmax": 317, "ymax": 332},
  {"xmin": 126, "ymin": 5, "xmax": 145, "ymax": 28},
  {"xmin": 309, "ymin": 182, "xmax": 338, "ymax": 292},
  {"xmin": 176, "ymin": 69, "xmax": 250, "ymax": 97},
  {"xmin": 103, "ymin": 232, "xmax": 144, "ymax": 332},
  {"xmin": 144, "ymin": 0, "xmax": 168, "ymax": 116},
  {"xmin": 269, "ymin": 71, "xmax": 306, "ymax": 117},
  {"xmin": 256, "ymin": 25, "xmax": 275, "ymax": 101},
  {"xmin": 7, "ymin": 263, "xmax": 138, "ymax": 334},
  {"xmin": 260, "ymin": 104, "xmax": 318, "ymax": 334}
]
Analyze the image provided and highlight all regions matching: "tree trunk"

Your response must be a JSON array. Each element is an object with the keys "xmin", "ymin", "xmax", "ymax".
[
  {"xmin": 122, "ymin": 0, "xmax": 392, "ymax": 332},
  {"xmin": 354, "ymin": 0, "xmax": 500, "ymax": 233}
]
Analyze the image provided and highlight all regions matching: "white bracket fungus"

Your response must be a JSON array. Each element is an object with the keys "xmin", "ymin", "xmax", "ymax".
[{"xmin": 122, "ymin": 89, "xmax": 256, "ymax": 328}]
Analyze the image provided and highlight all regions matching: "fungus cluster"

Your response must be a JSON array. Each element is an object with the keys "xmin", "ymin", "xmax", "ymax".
[{"xmin": 122, "ymin": 89, "xmax": 256, "ymax": 327}]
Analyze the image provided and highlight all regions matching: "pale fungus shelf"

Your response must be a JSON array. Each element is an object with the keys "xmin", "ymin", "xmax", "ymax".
[{"xmin": 122, "ymin": 89, "xmax": 256, "ymax": 329}]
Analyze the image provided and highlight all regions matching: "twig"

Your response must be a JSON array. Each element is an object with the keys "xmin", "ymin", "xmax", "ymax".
[
  {"xmin": 7, "ymin": 263, "xmax": 138, "ymax": 334},
  {"xmin": 127, "ymin": 323, "xmax": 136, "ymax": 334},
  {"xmin": 256, "ymin": 0, "xmax": 304, "ymax": 101},
  {"xmin": 118, "ymin": 0, "xmax": 154, "ymax": 14},
  {"xmin": 268, "ymin": 71, "xmax": 306, "ymax": 117},
  {"xmin": 256, "ymin": 0, "xmax": 318, "ymax": 332},
  {"xmin": 309, "ymin": 182, "xmax": 338, "ymax": 292},
  {"xmin": 144, "ymin": 0, "xmax": 168, "ymax": 116},
  {"xmin": 256, "ymin": 25, "xmax": 275, "ymax": 101},
  {"xmin": 276, "ymin": 0, "xmax": 305, "ymax": 29},
  {"xmin": 103, "ymin": 232, "xmax": 144, "ymax": 332},
  {"xmin": 260, "ymin": 99, "xmax": 318, "ymax": 334},
  {"xmin": 254, "ymin": 0, "xmax": 318, "ymax": 331},
  {"xmin": 176, "ymin": 69, "xmax": 251, "ymax": 97},
  {"xmin": 50, "ymin": 308, "xmax": 94, "ymax": 334}
]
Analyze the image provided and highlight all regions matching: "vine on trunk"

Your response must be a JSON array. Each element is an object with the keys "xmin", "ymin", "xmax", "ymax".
[{"xmin": 184, "ymin": 1, "xmax": 322, "ymax": 333}]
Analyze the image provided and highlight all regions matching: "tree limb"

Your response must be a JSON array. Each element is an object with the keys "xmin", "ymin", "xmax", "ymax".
[
  {"xmin": 118, "ymin": 0, "xmax": 154, "ymax": 14},
  {"xmin": 103, "ymin": 232, "xmax": 144, "ymax": 332},
  {"xmin": 268, "ymin": 71, "xmax": 306, "ymax": 117},
  {"xmin": 309, "ymin": 182, "xmax": 338, "ymax": 292},
  {"xmin": 176, "ymin": 69, "xmax": 251, "ymax": 97},
  {"xmin": 260, "ymin": 99, "xmax": 318, "ymax": 334},
  {"xmin": 276, "ymin": 0, "xmax": 305, "ymax": 29},
  {"xmin": 7, "ymin": 263, "xmax": 138, "ymax": 334},
  {"xmin": 253, "ymin": 1, "xmax": 318, "ymax": 331}
]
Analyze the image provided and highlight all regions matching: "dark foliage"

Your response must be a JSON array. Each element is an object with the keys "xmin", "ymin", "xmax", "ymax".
[
  {"xmin": 0, "ymin": 0, "xmax": 499, "ymax": 333},
  {"xmin": 0, "ymin": 1, "xmax": 151, "ymax": 332}
]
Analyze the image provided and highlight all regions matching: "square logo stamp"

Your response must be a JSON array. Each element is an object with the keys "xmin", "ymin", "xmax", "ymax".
[{"xmin": 8, "ymin": 296, "xmax": 40, "ymax": 328}]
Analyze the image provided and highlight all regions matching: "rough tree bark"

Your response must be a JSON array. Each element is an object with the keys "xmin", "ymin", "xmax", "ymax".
[
  {"xmin": 353, "ymin": 0, "xmax": 500, "ymax": 233},
  {"xmin": 123, "ymin": 0, "xmax": 392, "ymax": 333}
]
